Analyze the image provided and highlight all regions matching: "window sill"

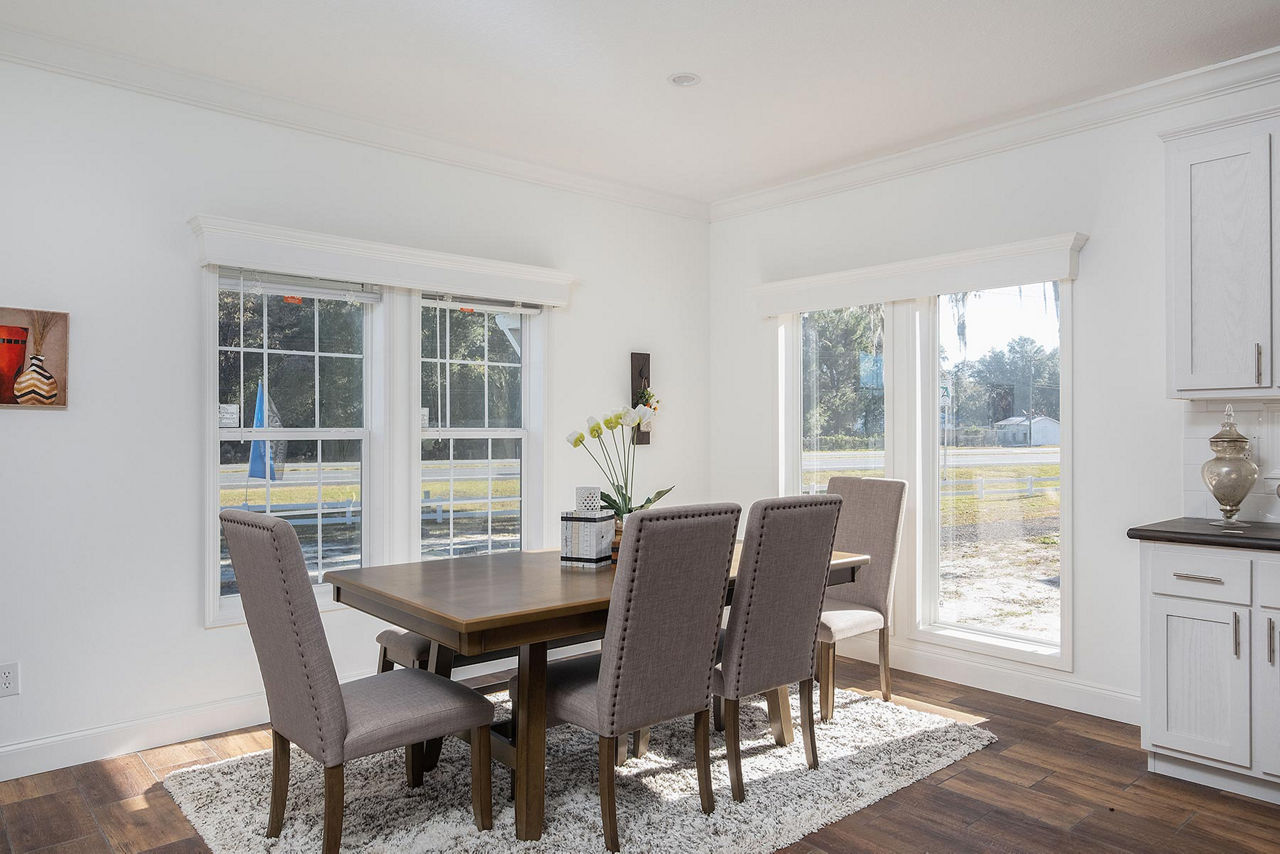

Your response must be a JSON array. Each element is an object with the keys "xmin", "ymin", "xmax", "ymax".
[
  {"xmin": 205, "ymin": 583, "xmax": 346, "ymax": 629},
  {"xmin": 908, "ymin": 622, "xmax": 1071, "ymax": 671}
]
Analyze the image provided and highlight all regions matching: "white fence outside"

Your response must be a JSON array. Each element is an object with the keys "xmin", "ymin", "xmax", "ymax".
[{"xmin": 942, "ymin": 476, "xmax": 1059, "ymax": 498}]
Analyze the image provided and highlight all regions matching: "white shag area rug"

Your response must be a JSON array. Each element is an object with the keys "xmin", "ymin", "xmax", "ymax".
[{"xmin": 165, "ymin": 687, "xmax": 994, "ymax": 853}]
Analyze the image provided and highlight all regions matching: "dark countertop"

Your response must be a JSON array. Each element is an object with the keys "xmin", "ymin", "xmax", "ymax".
[{"xmin": 1127, "ymin": 517, "xmax": 1280, "ymax": 551}]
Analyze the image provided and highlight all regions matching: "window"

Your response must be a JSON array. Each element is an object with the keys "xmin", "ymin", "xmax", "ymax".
[
  {"xmin": 931, "ymin": 283, "xmax": 1063, "ymax": 646},
  {"xmin": 800, "ymin": 305, "xmax": 886, "ymax": 492},
  {"xmin": 215, "ymin": 270, "xmax": 372, "ymax": 596},
  {"xmin": 421, "ymin": 303, "xmax": 526, "ymax": 557}
]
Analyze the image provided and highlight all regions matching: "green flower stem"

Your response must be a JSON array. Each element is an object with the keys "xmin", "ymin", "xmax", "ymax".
[
  {"xmin": 580, "ymin": 443, "xmax": 618, "ymax": 494},
  {"xmin": 596, "ymin": 436, "xmax": 622, "ymax": 490}
]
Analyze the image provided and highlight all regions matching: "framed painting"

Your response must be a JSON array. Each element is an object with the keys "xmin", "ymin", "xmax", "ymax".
[{"xmin": 0, "ymin": 307, "xmax": 68, "ymax": 409}]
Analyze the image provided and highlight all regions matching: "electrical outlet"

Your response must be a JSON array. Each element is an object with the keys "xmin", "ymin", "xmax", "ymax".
[{"xmin": 0, "ymin": 662, "xmax": 18, "ymax": 698}]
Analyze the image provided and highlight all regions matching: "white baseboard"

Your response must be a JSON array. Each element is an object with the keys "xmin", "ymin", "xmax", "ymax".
[
  {"xmin": 0, "ymin": 642, "xmax": 602, "ymax": 783},
  {"xmin": 836, "ymin": 634, "xmax": 1142, "ymax": 724}
]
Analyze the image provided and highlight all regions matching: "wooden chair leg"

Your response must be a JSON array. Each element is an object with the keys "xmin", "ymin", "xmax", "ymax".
[
  {"xmin": 268, "ymin": 731, "xmax": 289, "ymax": 838},
  {"xmin": 632, "ymin": 727, "xmax": 650, "ymax": 759},
  {"xmin": 598, "ymin": 736, "xmax": 620, "ymax": 852},
  {"xmin": 377, "ymin": 645, "xmax": 393, "ymax": 674},
  {"xmin": 407, "ymin": 741, "xmax": 425, "ymax": 788},
  {"xmin": 819, "ymin": 641, "xmax": 835, "ymax": 722},
  {"xmin": 879, "ymin": 627, "xmax": 893, "ymax": 700},
  {"xmin": 322, "ymin": 764, "xmax": 344, "ymax": 854},
  {"xmin": 765, "ymin": 687, "xmax": 794, "ymax": 746},
  {"xmin": 800, "ymin": 678, "xmax": 818, "ymax": 770},
  {"xmin": 423, "ymin": 645, "xmax": 454, "ymax": 772},
  {"xmin": 694, "ymin": 708, "xmax": 714, "ymax": 814},
  {"xmin": 615, "ymin": 735, "xmax": 628, "ymax": 767},
  {"xmin": 713, "ymin": 695, "xmax": 724, "ymax": 732},
  {"xmin": 723, "ymin": 698, "xmax": 745, "ymax": 802},
  {"xmin": 471, "ymin": 725, "xmax": 493, "ymax": 831}
]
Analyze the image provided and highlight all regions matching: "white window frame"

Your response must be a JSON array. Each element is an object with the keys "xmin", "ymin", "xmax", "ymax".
[
  {"xmin": 196, "ymin": 216, "xmax": 570, "ymax": 628},
  {"xmin": 766, "ymin": 234, "xmax": 1085, "ymax": 671}
]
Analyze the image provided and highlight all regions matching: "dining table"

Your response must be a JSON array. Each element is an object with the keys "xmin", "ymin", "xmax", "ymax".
[{"xmin": 323, "ymin": 543, "xmax": 869, "ymax": 841}]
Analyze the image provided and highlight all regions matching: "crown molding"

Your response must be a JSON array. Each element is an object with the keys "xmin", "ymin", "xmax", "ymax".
[
  {"xmin": 0, "ymin": 24, "xmax": 708, "ymax": 222},
  {"xmin": 1159, "ymin": 103, "xmax": 1280, "ymax": 141},
  {"xmin": 191, "ymin": 215, "xmax": 577, "ymax": 307},
  {"xmin": 752, "ymin": 232, "xmax": 1088, "ymax": 316},
  {"xmin": 712, "ymin": 45, "xmax": 1280, "ymax": 221}
]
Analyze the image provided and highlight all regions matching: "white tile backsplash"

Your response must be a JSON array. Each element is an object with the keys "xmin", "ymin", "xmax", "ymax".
[{"xmin": 1183, "ymin": 400, "xmax": 1278, "ymax": 522}]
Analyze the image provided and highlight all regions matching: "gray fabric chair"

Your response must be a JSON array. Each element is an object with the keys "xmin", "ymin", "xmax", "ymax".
[
  {"xmin": 220, "ymin": 510, "xmax": 495, "ymax": 853},
  {"xmin": 509, "ymin": 503, "xmax": 741, "ymax": 852},
  {"xmin": 816, "ymin": 477, "xmax": 908, "ymax": 717},
  {"xmin": 377, "ymin": 627, "xmax": 434, "ymax": 671},
  {"xmin": 714, "ymin": 495, "xmax": 842, "ymax": 801}
]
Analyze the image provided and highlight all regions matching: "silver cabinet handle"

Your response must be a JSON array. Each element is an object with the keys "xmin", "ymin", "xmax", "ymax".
[
  {"xmin": 1258, "ymin": 343, "xmax": 1264, "ymax": 385},
  {"xmin": 1172, "ymin": 572, "xmax": 1224, "ymax": 584},
  {"xmin": 1269, "ymin": 616, "xmax": 1275, "ymax": 666},
  {"xmin": 1234, "ymin": 611, "xmax": 1241, "ymax": 658}
]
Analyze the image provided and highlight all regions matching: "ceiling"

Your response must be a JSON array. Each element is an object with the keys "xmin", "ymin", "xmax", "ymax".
[{"xmin": 3, "ymin": 1, "xmax": 1280, "ymax": 206}]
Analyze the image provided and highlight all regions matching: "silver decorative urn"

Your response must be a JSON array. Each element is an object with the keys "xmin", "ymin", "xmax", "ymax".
[{"xmin": 1201, "ymin": 405, "xmax": 1258, "ymax": 527}]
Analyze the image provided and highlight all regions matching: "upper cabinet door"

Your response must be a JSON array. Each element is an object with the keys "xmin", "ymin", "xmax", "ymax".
[{"xmin": 1169, "ymin": 132, "xmax": 1272, "ymax": 392}]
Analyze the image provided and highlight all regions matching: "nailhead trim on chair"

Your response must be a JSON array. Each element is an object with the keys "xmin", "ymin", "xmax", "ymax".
[{"xmin": 225, "ymin": 515, "xmax": 333, "ymax": 761}]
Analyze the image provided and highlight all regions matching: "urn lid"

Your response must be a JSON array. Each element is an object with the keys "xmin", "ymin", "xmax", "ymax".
[{"xmin": 1209, "ymin": 405, "xmax": 1250, "ymax": 447}]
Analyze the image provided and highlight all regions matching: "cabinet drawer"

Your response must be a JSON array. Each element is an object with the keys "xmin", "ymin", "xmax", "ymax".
[
  {"xmin": 1150, "ymin": 547, "xmax": 1252, "ymax": 605},
  {"xmin": 1255, "ymin": 559, "xmax": 1280, "ymax": 609}
]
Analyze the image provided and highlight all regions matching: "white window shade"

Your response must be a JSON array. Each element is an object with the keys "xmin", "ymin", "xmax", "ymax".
[
  {"xmin": 752, "ymin": 233, "xmax": 1089, "ymax": 316},
  {"xmin": 218, "ymin": 268, "xmax": 381, "ymax": 302},
  {"xmin": 193, "ymin": 215, "xmax": 576, "ymax": 308}
]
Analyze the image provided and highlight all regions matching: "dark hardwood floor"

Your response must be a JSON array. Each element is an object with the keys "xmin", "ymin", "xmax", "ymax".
[{"xmin": 2, "ymin": 656, "xmax": 1278, "ymax": 853}]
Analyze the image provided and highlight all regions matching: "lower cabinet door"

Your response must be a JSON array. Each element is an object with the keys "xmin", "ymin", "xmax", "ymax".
[
  {"xmin": 1256, "ymin": 607, "xmax": 1280, "ymax": 777},
  {"xmin": 1148, "ymin": 596, "xmax": 1251, "ymax": 767}
]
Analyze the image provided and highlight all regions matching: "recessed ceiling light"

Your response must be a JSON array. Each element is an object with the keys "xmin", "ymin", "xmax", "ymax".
[{"xmin": 668, "ymin": 72, "xmax": 701, "ymax": 88}]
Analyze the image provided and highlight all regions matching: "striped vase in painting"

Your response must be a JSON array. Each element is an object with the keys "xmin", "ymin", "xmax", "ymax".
[{"xmin": 13, "ymin": 354, "xmax": 58, "ymax": 405}]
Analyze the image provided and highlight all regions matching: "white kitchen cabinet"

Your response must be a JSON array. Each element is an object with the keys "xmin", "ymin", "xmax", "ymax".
[
  {"xmin": 1147, "ymin": 595, "xmax": 1251, "ymax": 767},
  {"xmin": 1163, "ymin": 112, "xmax": 1280, "ymax": 399}
]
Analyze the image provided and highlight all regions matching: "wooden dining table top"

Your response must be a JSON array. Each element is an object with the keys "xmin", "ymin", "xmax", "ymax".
[{"xmin": 323, "ymin": 545, "xmax": 869, "ymax": 650}]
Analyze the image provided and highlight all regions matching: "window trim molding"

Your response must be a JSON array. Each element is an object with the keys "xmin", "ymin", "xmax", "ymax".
[
  {"xmin": 190, "ymin": 215, "xmax": 578, "ymax": 308},
  {"xmin": 751, "ymin": 232, "xmax": 1088, "ymax": 317}
]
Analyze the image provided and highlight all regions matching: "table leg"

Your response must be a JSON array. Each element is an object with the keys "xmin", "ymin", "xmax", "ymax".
[
  {"xmin": 422, "ymin": 643, "xmax": 455, "ymax": 771},
  {"xmin": 765, "ymin": 686, "xmax": 794, "ymax": 746},
  {"xmin": 514, "ymin": 641, "xmax": 547, "ymax": 841}
]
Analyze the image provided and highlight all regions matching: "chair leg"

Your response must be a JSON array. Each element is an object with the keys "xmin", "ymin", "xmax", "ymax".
[
  {"xmin": 377, "ymin": 645, "xmax": 393, "ymax": 674},
  {"xmin": 818, "ymin": 641, "xmax": 835, "ymax": 722},
  {"xmin": 723, "ymin": 698, "xmax": 745, "ymax": 802},
  {"xmin": 322, "ymin": 764, "xmax": 344, "ymax": 854},
  {"xmin": 268, "ymin": 731, "xmax": 289, "ymax": 838},
  {"xmin": 615, "ymin": 735, "xmax": 628, "ymax": 767},
  {"xmin": 632, "ymin": 727, "xmax": 650, "ymax": 759},
  {"xmin": 879, "ymin": 627, "xmax": 893, "ymax": 700},
  {"xmin": 471, "ymin": 725, "xmax": 493, "ymax": 831},
  {"xmin": 598, "ymin": 736, "xmax": 620, "ymax": 852},
  {"xmin": 800, "ymin": 678, "xmax": 819, "ymax": 770},
  {"xmin": 694, "ymin": 708, "xmax": 714, "ymax": 814},
  {"xmin": 407, "ymin": 741, "xmax": 425, "ymax": 788},
  {"xmin": 713, "ymin": 695, "xmax": 724, "ymax": 732}
]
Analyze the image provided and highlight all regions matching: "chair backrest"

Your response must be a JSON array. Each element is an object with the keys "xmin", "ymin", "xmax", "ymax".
[
  {"xmin": 596, "ymin": 503, "xmax": 741, "ymax": 737},
  {"xmin": 220, "ymin": 510, "xmax": 347, "ymax": 766},
  {"xmin": 823, "ymin": 477, "xmax": 908, "ymax": 621},
  {"xmin": 719, "ymin": 495, "xmax": 843, "ymax": 700}
]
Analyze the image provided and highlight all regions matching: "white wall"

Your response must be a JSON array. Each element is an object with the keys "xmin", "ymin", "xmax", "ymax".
[
  {"xmin": 708, "ymin": 75, "xmax": 1280, "ymax": 722},
  {"xmin": 0, "ymin": 61, "xmax": 711, "ymax": 778}
]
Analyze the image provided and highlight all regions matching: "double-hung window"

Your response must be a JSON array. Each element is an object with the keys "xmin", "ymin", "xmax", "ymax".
[
  {"xmin": 421, "ymin": 301, "xmax": 528, "ymax": 558},
  {"xmin": 215, "ymin": 269, "xmax": 375, "ymax": 597}
]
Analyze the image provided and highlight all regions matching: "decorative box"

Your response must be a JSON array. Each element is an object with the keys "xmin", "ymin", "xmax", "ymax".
[{"xmin": 561, "ymin": 508, "xmax": 615, "ymax": 570}]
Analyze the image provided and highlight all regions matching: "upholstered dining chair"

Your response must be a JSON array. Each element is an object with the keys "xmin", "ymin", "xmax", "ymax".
[
  {"xmin": 714, "ymin": 495, "xmax": 842, "ymax": 801},
  {"xmin": 220, "ymin": 510, "xmax": 495, "ymax": 854},
  {"xmin": 509, "ymin": 503, "xmax": 741, "ymax": 852},
  {"xmin": 815, "ymin": 477, "xmax": 908, "ymax": 718}
]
